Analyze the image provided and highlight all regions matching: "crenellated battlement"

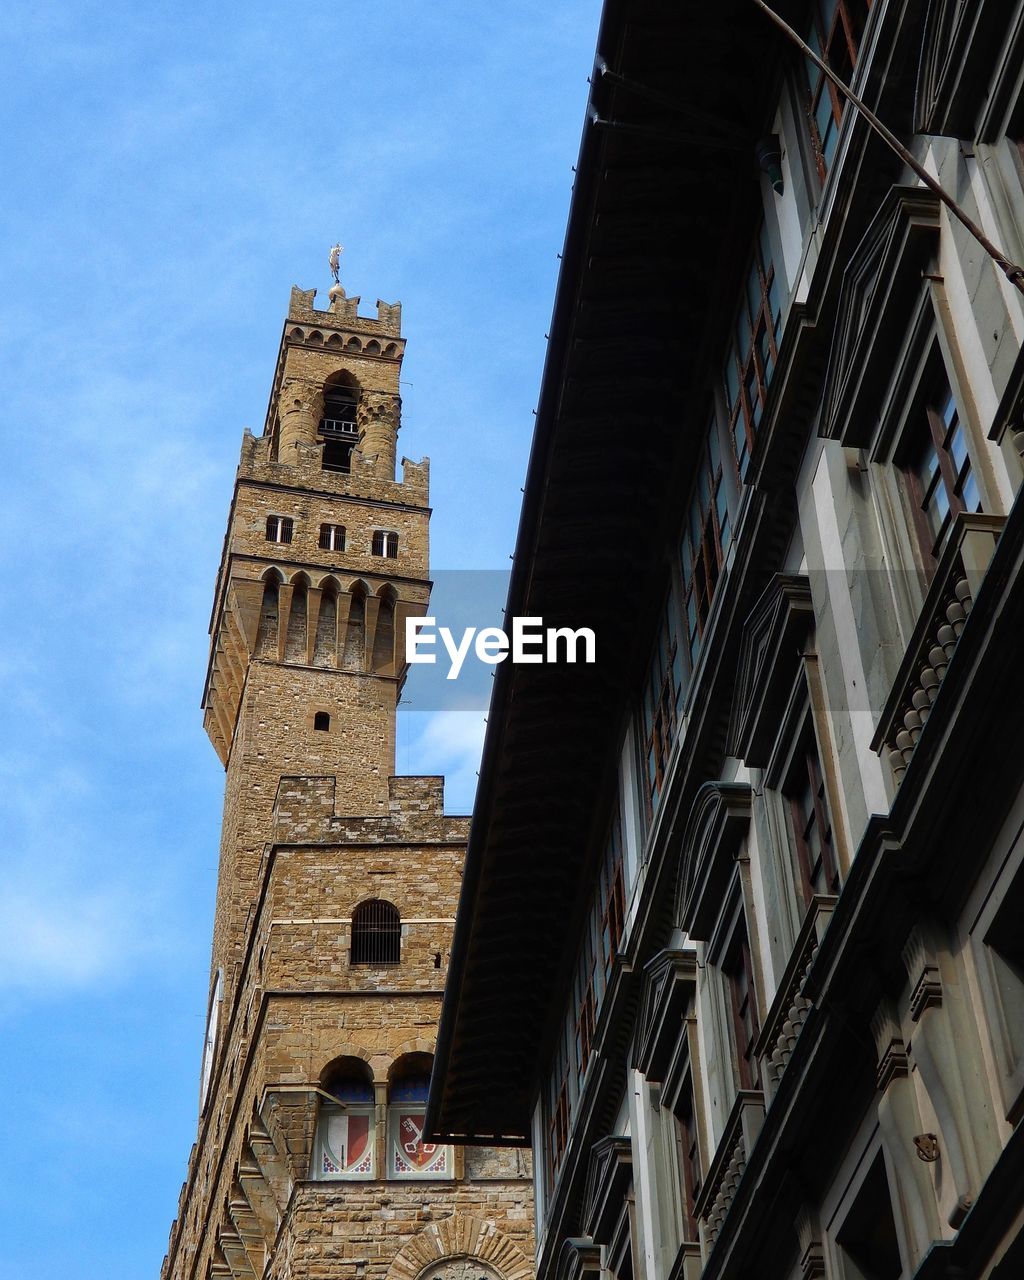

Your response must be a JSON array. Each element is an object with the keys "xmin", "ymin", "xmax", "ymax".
[
  {"xmin": 239, "ymin": 428, "xmax": 430, "ymax": 503},
  {"xmin": 287, "ymin": 285, "xmax": 402, "ymax": 337}
]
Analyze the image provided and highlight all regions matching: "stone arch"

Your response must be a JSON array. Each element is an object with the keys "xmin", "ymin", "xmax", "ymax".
[
  {"xmin": 256, "ymin": 569, "xmax": 283, "ymax": 656},
  {"xmin": 307, "ymin": 329, "xmax": 324, "ymax": 344},
  {"xmin": 365, "ymin": 338, "xmax": 382, "ymax": 355},
  {"xmin": 318, "ymin": 1046, "xmax": 374, "ymax": 1085},
  {"xmin": 289, "ymin": 326, "xmax": 304, "ymax": 339},
  {"xmin": 345, "ymin": 336, "xmax": 362, "ymax": 350},
  {"xmin": 385, "ymin": 1216, "xmax": 533, "ymax": 1280},
  {"xmin": 384, "ymin": 342, "xmax": 398, "ymax": 357},
  {"xmin": 326, "ymin": 332, "xmax": 344, "ymax": 347},
  {"xmin": 342, "ymin": 580, "xmax": 368, "ymax": 670},
  {"xmin": 389, "ymin": 1036, "xmax": 436, "ymax": 1062},
  {"xmin": 372, "ymin": 583, "xmax": 397, "ymax": 674}
]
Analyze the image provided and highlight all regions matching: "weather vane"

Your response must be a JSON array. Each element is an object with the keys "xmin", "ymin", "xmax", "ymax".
[{"xmin": 329, "ymin": 242, "xmax": 344, "ymax": 284}]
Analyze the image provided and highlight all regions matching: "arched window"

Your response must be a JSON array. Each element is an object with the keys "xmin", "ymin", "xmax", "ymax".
[
  {"xmin": 314, "ymin": 711, "xmax": 330, "ymax": 731},
  {"xmin": 371, "ymin": 530, "xmax": 399, "ymax": 558},
  {"xmin": 320, "ymin": 376, "xmax": 359, "ymax": 473},
  {"xmin": 387, "ymin": 1054, "xmax": 451, "ymax": 1179},
  {"xmin": 313, "ymin": 1058, "xmax": 375, "ymax": 1179},
  {"xmin": 351, "ymin": 899, "xmax": 401, "ymax": 966}
]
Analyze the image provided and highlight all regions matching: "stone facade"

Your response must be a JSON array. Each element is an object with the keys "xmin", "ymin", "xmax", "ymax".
[{"xmin": 161, "ymin": 285, "xmax": 533, "ymax": 1280}]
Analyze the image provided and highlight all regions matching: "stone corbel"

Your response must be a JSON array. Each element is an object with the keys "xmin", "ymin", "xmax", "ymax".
[
  {"xmin": 794, "ymin": 1204, "xmax": 826, "ymax": 1280},
  {"xmin": 901, "ymin": 923, "xmax": 999, "ymax": 1227},
  {"xmin": 871, "ymin": 998, "xmax": 942, "ymax": 1266}
]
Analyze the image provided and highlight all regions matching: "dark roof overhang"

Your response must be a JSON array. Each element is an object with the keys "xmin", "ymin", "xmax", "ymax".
[{"xmin": 427, "ymin": 0, "xmax": 806, "ymax": 1144}]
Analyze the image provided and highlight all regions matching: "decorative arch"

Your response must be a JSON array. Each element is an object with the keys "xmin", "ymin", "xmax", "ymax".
[
  {"xmin": 285, "ymin": 574, "xmax": 309, "ymax": 662},
  {"xmin": 313, "ymin": 1054, "xmax": 375, "ymax": 1180},
  {"xmin": 365, "ymin": 338, "xmax": 382, "ymax": 355},
  {"xmin": 326, "ymin": 332, "xmax": 344, "ymax": 347},
  {"xmin": 675, "ymin": 781, "xmax": 752, "ymax": 940},
  {"xmin": 345, "ymin": 336, "xmax": 362, "ymax": 351},
  {"xmin": 372, "ymin": 583, "xmax": 397, "ymax": 674},
  {"xmin": 385, "ymin": 1215, "xmax": 533, "ymax": 1280},
  {"xmin": 317, "ymin": 1044, "xmax": 373, "ymax": 1081},
  {"xmin": 256, "ymin": 570, "xmax": 282, "ymax": 656},
  {"xmin": 384, "ymin": 342, "xmax": 398, "ymax": 357},
  {"xmin": 313, "ymin": 579, "xmax": 338, "ymax": 667},
  {"xmin": 307, "ymin": 329, "xmax": 324, "ymax": 344},
  {"xmin": 343, "ymin": 580, "xmax": 368, "ymax": 670}
]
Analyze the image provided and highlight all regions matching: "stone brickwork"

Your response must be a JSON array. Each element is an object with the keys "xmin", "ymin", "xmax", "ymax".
[{"xmin": 162, "ymin": 287, "xmax": 534, "ymax": 1280}]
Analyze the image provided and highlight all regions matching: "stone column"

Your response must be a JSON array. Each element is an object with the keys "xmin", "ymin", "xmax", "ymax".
[
  {"xmin": 356, "ymin": 391, "xmax": 400, "ymax": 478},
  {"xmin": 277, "ymin": 377, "xmax": 323, "ymax": 465}
]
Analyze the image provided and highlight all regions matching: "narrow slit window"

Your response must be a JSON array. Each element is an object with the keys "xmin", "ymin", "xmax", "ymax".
[{"xmin": 313, "ymin": 711, "xmax": 330, "ymax": 731}]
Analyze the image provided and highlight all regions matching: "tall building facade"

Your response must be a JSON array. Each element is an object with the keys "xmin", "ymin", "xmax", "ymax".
[
  {"xmin": 161, "ymin": 281, "xmax": 533, "ymax": 1280},
  {"xmin": 430, "ymin": 3, "xmax": 1024, "ymax": 1280}
]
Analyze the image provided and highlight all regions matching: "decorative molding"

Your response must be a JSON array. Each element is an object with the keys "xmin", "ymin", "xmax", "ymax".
[
  {"xmin": 632, "ymin": 949, "xmax": 697, "ymax": 1082},
  {"xmin": 677, "ymin": 782, "xmax": 753, "ymax": 941},
  {"xmin": 902, "ymin": 925, "xmax": 944, "ymax": 1021},
  {"xmin": 553, "ymin": 1237, "xmax": 602, "ymax": 1280},
  {"xmin": 755, "ymin": 896, "xmax": 835, "ymax": 1094},
  {"xmin": 819, "ymin": 186, "xmax": 941, "ymax": 445},
  {"xmin": 871, "ymin": 999, "xmax": 909, "ymax": 1090},
  {"xmin": 872, "ymin": 513, "xmax": 1005, "ymax": 781},
  {"xmin": 694, "ymin": 1090, "xmax": 765, "ymax": 1250},
  {"xmin": 385, "ymin": 1216, "xmax": 533, "ymax": 1280},
  {"xmin": 729, "ymin": 574, "xmax": 814, "ymax": 767},
  {"xmin": 916, "ymin": 0, "xmax": 1015, "ymax": 138},
  {"xmin": 794, "ymin": 1205, "xmax": 827, "ymax": 1280},
  {"xmin": 581, "ymin": 1135, "xmax": 633, "ymax": 1246}
]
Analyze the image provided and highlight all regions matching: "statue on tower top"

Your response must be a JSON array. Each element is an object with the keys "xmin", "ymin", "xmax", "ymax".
[{"xmin": 329, "ymin": 242, "xmax": 344, "ymax": 284}]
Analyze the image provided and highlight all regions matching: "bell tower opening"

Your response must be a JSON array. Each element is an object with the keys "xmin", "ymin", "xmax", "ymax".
[{"xmin": 320, "ymin": 373, "xmax": 359, "ymax": 473}]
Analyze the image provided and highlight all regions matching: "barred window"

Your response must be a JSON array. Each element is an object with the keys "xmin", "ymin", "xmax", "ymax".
[
  {"xmin": 319, "ymin": 523, "xmax": 346, "ymax": 552},
  {"xmin": 372, "ymin": 530, "xmax": 399, "ymax": 558},
  {"xmin": 350, "ymin": 899, "xmax": 401, "ymax": 966},
  {"xmin": 724, "ymin": 223, "xmax": 783, "ymax": 477},
  {"xmin": 265, "ymin": 514, "xmax": 294, "ymax": 544},
  {"xmin": 803, "ymin": 0, "xmax": 873, "ymax": 181}
]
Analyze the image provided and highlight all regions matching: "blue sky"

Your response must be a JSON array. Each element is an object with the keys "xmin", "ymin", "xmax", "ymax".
[{"xmin": 0, "ymin": 2, "xmax": 599, "ymax": 1273}]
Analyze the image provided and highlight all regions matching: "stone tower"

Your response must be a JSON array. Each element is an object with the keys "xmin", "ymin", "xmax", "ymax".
[{"xmin": 161, "ymin": 281, "xmax": 534, "ymax": 1280}]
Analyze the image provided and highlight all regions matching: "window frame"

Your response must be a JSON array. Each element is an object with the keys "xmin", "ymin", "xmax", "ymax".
[
  {"xmin": 350, "ymin": 899, "xmax": 402, "ymax": 967},
  {"xmin": 371, "ymin": 529, "xmax": 399, "ymax": 559},
  {"xmin": 319, "ymin": 523, "xmax": 346, "ymax": 552},
  {"xmin": 801, "ymin": 0, "xmax": 873, "ymax": 184},
  {"xmin": 901, "ymin": 380, "xmax": 981, "ymax": 574},
  {"xmin": 724, "ymin": 223, "xmax": 783, "ymax": 478},
  {"xmin": 265, "ymin": 514, "xmax": 294, "ymax": 544}
]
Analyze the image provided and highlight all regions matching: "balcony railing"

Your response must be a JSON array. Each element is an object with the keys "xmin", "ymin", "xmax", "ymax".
[
  {"xmin": 695, "ymin": 1090, "xmax": 764, "ymax": 1251},
  {"xmin": 872, "ymin": 513, "xmax": 1005, "ymax": 783},
  {"xmin": 756, "ymin": 895, "xmax": 835, "ymax": 1098}
]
